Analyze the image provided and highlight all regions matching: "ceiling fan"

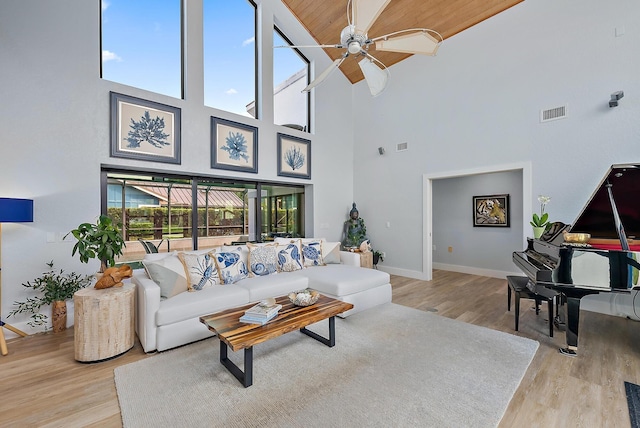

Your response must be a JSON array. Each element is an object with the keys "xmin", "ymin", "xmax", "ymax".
[{"xmin": 277, "ymin": 0, "xmax": 443, "ymax": 97}]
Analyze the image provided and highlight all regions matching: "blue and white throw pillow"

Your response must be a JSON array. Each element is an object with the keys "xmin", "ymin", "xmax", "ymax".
[
  {"xmin": 178, "ymin": 252, "xmax": 220, "ymax": 291},
  {"xmin": 301, "ymin": 240, "xmax": 324, "ymax": 267},
  {"xmin": 276, "ymin": 240, "xmax": 303, "ymax": 272},
  {"xmin": 213, "ymin": 250, "xmax": 248, "ymax": 284},
  {"xmin": 247, "ymin": 243, "xmax": 278, "ymax": 277}
]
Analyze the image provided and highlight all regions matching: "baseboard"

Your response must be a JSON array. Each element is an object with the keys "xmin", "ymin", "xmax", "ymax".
[
  {"xmin": 432, "ymin": 263, "xmax": 522, "ymax": 279},
  {"xmin": 376, "ymin": 266, "xmax": 427, "ymax": 280}
]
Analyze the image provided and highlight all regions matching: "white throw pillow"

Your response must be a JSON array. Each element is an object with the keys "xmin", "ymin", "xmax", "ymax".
[
  {"xmin": 213, "ymin": 250, "xmax": 249, "ymax": 284},
  {"xmin": 300, "ymin": 239, "xmax": 325, "ymax": 267},
  {"xmin": 276, "ymin": 239, "xmax": 304, "ymax": 272},
  {"xmin": 221, "ymin": 245, "xmax": 249, "ymax": 268},
  {"xmin": 247, "ymin": 243, "xmax": 278, "ymax": 277},
  {"xmin": 142, "ymin": 252, "xmax": 188, "ymax": 298},
  {"xmin": 322, "ymin": 241, "xmax": 341, "ymax": 264},
  {"xmin": 178, "ymin": 252, "xmax": 221, "ymax": 291}
]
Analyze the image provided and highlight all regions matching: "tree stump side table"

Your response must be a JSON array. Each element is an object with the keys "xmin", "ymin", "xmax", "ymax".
[
  {"xmin": 359, "ymin": 251, "xmax": 373, "ymax": 269},
  {"xmin": 74, "ymin": 282, "xmax": 135, "ymax": 362}
]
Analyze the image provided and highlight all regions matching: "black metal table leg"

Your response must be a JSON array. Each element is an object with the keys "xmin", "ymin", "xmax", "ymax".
[
  {"xmin": 300, "ymin": 316, "xmax": 336, "ymax": 347},
  {"xmin": 219, "ymin": 340, "xmax": 253, "ymax": 387}
]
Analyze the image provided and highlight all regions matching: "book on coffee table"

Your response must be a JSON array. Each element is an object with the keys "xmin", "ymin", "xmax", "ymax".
[
  {"xmin": 239, "ymin": 311, "xmax": 278, "ymax": 325},
  {"xmin": 244, "ymin": 302, "xmax": 282, "ymax": 319}
]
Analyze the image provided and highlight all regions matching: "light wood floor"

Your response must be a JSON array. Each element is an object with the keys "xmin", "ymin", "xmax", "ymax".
[{"xmin": 1, "ymin": 270, "xmax": 639, "ymax": 427}]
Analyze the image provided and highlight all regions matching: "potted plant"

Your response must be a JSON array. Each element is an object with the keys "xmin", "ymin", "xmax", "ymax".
[
  {"xmin": 65, "ymin": 215, "xmax": 126, "ymax": 273},
  {"xmin": 8, "ymin": 261, "xmax": 91, "ymax": 333},
  {"xmin": 373, "ymin": 250, "xmax": 384, "ymax": 267},
  {"xmin": 530, "ymin": 195, "xmax": 551, "ymax": 238}
]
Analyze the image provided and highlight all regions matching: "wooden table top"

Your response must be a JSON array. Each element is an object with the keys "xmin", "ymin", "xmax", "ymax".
[{"xmin": 199, "ymin": 294, "xmax": 353, "ymax": 352}]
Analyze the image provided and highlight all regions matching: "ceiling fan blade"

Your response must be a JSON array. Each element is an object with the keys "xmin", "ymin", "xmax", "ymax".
[
  {"xmin": 275, "ymin": 44, "xmax": 344, "ymax": 49},
  {"xmin": 352, "ymin": 0, "xmax": 392, "ymax": 34},
  {"xmin": 303, "ymin": 57, "xmax": 346, "ymax": 92},
  {"xmin": 374, "ymin": 30, "xmax": 442, "ymax": 56},
  {"xmin": 358, "ymin": 55, "xmax": 389, "ymax": 97}
]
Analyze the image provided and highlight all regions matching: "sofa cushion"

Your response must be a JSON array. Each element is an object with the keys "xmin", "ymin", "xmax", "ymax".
[
  {"xmin": 142, "ymin": 252, "xmax": 188, "ymax": 298},
  {"xmin": 276, "ymin": 240, "xmax": 304, "ymax": 272},
  {"xmin": 156, "ymin": 285, "xmax": 250, "ymax": 326},
  {"xmin": 234, "ymin": 273, "xmax": 308, "ymax": 301},
  {"xmin": 247, "ymin": 243, "xmax": 278, "ymax": 277},
  {"xmin": 213, "ymin": 250, "xmax": 249, "ymax": 284},
  {"xmin": 293, "ymin": 264, "xmax": 390, "ymax": 296}
]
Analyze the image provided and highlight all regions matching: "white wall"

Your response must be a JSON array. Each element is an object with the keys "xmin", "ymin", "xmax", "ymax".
[
  {"xmin": 0, "ymin": 0, "xmax": 355, "ymax": 334},
  {"xmin": 352, "ymin": 0, "xmax": 640, "ymax": 277}
]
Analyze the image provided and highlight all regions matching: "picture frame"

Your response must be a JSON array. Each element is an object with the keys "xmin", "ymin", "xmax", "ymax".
[
  {"xmin": 277, "ymin": 133, "xmax": 311, "ymax": 179},
  {"xmin": 473, "ymin": 194, "xmax": 510, "ymax": 227},
  {"xmin": 110, "ymin": 92, "xmax": 181, "ymax": 164},
  {"xmin": 211, "ymin": 117, "xmax": 258, "ymax": 173}
]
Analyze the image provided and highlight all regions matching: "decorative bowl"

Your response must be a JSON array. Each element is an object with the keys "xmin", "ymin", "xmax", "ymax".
[
  {"xmin": 288, "ymin": 289, "xmax": 320, "ymax": 306},
  {"xmin": 563, "ymin": 232, "xmax": 591, "ymax": 243}
]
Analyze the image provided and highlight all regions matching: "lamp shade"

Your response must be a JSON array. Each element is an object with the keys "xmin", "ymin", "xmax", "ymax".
[{"xmin": 0, "ymin": 198, "xmax": 34, "ymax": 223}]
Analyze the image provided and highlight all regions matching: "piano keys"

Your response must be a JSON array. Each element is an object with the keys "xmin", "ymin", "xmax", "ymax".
[{"xmin": 513, "ymin": 164, "xmax": 640, "ymax": 356}]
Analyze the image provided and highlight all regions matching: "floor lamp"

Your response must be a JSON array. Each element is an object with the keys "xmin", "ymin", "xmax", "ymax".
[{"xmin": 0, "ymin": 197, "xmax": 34, "ymax": 356}]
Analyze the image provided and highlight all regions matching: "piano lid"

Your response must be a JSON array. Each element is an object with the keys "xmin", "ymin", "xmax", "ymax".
[{"xmin": 570, "ymin": 164, "xmax": 640, "ymax": 240}]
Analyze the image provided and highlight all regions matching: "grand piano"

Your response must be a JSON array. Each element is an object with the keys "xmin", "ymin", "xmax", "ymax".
[{"xmin": 513, "ymin": 164, "xmax": 640, "ymax": 356}]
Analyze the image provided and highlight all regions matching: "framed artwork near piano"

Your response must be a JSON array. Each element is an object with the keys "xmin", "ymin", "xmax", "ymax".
[{"xmin": 473, "ymin": 194, "xmax": 510, "ymax": 227}]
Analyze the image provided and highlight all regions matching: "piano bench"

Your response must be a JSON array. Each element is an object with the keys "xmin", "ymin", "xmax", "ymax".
[{"xmin": 507, "ymin": 275, "xmax": 556, "ymax": 337}]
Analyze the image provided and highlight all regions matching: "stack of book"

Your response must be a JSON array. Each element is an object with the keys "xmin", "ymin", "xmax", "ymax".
[{"xmin": 239, "ymin": 301, "xmax": 282, "ymax": 325}]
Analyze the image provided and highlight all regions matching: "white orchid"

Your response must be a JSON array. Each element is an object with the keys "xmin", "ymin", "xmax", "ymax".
[{"xmin": 531, "ymin": 195, "xmax": 551, "ymax": 228}]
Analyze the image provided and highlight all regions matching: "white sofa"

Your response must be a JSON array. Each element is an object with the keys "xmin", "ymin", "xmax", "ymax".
[{"xmin": 133, "ymin": 244, "xmax": 391, "ymax": 353}]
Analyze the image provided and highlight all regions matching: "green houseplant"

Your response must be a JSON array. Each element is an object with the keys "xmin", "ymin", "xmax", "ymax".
[
  {"xmin": 65, "ymin": 215, "xmax": 126, "ymax": 273},
  {"xmin": 9, "ymin": 261, "xmax": 91, "ymax": 332}
]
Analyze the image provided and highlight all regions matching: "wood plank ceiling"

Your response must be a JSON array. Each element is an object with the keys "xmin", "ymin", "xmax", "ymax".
[{"xmin": 280, "ymin": 0, "xmax": 524, "ymax": 84}]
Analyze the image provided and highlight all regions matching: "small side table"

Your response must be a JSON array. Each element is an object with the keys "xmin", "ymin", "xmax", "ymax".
[
  {"xmin": 74, "ymin": 282, "xmax": 135, "ymax": 362},
  {"xmin": 359, "ymin": 252, "xmax": 373, "ymax": 269}
]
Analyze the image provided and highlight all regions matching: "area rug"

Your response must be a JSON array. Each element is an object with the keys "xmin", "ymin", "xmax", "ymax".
[
  {"xmin": 626, "ymin": 381, "xmax": 640, "ymax": 428},
  {"xmin": 114, "ymin": 303, "xmax": 538, "ymax": 427}
]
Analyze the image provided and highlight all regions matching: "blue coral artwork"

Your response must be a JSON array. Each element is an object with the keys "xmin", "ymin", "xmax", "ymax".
[
  {"xmin": 211, "ymin": 117, "xmax": 258, "ymax": 173},
  {"xmin": 110, "ymin": 92, "xmax": 181, "ymax": 164},
  {"xmin": 277, "ymin": 133, "xmax": 311, "ymax": 179}
]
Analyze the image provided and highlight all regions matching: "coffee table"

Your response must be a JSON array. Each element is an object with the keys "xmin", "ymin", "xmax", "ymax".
[{"xmin": 199, "ymin": 294, "xmax": 353, "ymax": 387}]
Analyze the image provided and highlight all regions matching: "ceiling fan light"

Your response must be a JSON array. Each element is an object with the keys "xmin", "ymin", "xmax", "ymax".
[
  {"xmin": 358, "ymin": 58, "xmax": 388, "ymax": 97},
  {"xmin": 348, "ymin": 41, "xmax": 361, "ymax": 54},
  {"xmin": 375, "ymin": 31, "xmax": 440, "ymax": 56}
]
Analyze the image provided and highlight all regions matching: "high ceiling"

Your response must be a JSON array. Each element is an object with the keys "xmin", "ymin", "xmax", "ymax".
[{"xmin": 281, "ymin": 0, "xmax": 524, "ymax": 84}]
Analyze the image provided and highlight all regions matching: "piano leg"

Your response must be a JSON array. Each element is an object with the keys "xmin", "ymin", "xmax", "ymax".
[{"xmin": 559, "ymin": 296, "xmax": 580, "ymax": 356}]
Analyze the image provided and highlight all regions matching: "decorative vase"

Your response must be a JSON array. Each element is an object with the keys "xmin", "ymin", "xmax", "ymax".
[
  {"xmin": 51, "ymin": 300, "xmax": 67, "ymax": 333},
  {"xmin": 532, "ymin": 226, "xmax": 545, "ymax": 239}
]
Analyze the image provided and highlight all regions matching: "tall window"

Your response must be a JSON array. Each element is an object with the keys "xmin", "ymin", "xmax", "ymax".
[
  {"xmin": 101, "ymin": 0, "xmax": 182, "ymax": 99},
  {"xmin": 204, "ymin": 0, "xmax": 257, "ymax": 118},
  {"xmin": 273, "ymin": 28, "xmax": 309, "ymax": 132}
]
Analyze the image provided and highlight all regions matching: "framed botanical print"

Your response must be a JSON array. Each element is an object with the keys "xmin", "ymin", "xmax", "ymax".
[
  {"xmin": 211, "ymin": 117, "xmax": 258, "ymax": 173},
  {"xmin": 110, "ymin": 92, "xmax": 181, "ymax": 164},
  {"xmin": 277, "ymin": 133, "xmax": 311, "ymax": 179},
  {"xmin": 473, "ymin": 194, "xmax": 510, "ymax": 227}
]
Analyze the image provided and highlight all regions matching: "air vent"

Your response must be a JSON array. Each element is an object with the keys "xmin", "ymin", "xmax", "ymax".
[
  {"xmin": 540, "ymin": 105, "xmax": 567, "ymax": 122},
  {"xmin": 396, "ymin": 142, "xmax": 408, "ymax": 152}
]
